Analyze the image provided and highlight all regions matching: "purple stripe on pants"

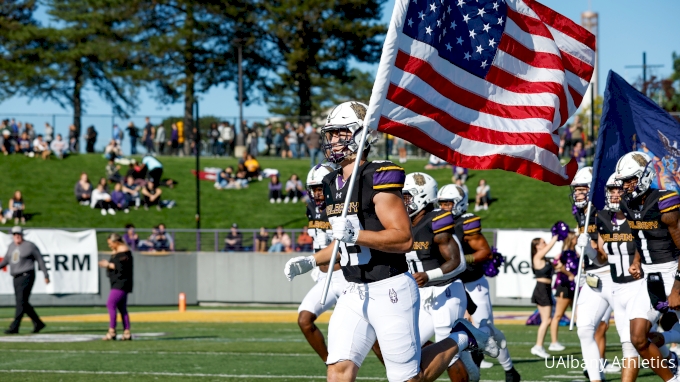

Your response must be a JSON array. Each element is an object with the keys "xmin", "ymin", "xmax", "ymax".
[{"xmin": 107, "ymin": 288, "xmax": 130, "ymax": 330}]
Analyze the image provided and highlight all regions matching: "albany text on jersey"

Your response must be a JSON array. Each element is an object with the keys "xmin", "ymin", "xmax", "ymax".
[
  {"xmin": 406, "ymin": 209, "xmax": 456, "ymax": 287},
  {"xmin": 597, "ymin": 210, "xmax": 637, "ymax": 284}
]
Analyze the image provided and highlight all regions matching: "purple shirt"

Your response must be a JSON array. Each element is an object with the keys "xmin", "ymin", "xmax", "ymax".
[
  {"xmin": 111, "ymin": 191, "xmax": 126, "ymax": 206},
  {"xmin": 123, "ymin": 232, "xmax": 138, "ymax": 251}
]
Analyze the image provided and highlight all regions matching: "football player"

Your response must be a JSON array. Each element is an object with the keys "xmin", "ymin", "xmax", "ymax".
[
  {"xmin": 571, "ymin": 166, "xmax": 618, "ymax": 381},
  {"xmin": 294, "ymin": 164, "xmax": 349, "ymax": 362},
  {"xmin": 614, "ymin": 152, "xmax": 680, "ymax": 381},
  {"xmin": 593, "ymin": 173, "xmax": 642, "ymax": 382},
  {"xmin": 438, "ymin": 184, "xmax": 520, "ymax": 382},
  {"xmin": 284, "ymin": 101, "xmax": 499, "ymax": 382},
  {"xmin": 402, "ymin": 173, "xmax": 473, "ymax": 380}
]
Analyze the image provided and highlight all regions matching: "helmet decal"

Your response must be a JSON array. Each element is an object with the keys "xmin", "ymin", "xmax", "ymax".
[
  {"xmin": 413, "ymin": 173, "xmax": 426, "ymax": 186},
  {"xmin": 350, "ymin": 102, "xmax": 366, "ymax": 121}
]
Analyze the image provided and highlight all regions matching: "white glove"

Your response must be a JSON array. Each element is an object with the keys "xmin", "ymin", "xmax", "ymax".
[
  {"xmin": 332, "ymin": 217, "xmax": 359, "ymax": 245},
  {"xmin": 325, "ymin": 231, "xmax": 333, "ymax": 246},
  {"xmin": 284, "ymin": 256, "xmax": 316, "ymax": 281},
  {"xmin": 308, "ymin": 229, "xmax": 317, "ymax": 241},
  {"xmin": 576, "ymin": 233, "xmax": 591, "ymax": 250}
]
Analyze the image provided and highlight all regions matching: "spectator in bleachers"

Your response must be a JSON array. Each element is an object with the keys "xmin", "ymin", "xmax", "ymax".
[
  {"xmin": 268, "ymin": 226, "xmax": 291, "ymax": 253},
  {"xmin": 9, "ymin": 191, "xmax": 26, "ymax": 225},
  {"xmin": 286, "ymin": 126, "xmax": 298, "ymax": 158},
  {"xmin": 126, "ymin": 122, "xmax": 139, "ymax": 155},
  {"xmin": 122, "ymin": 175, "xmax": 141, "ymax": 209},
  {"xmin": 152, "ymin": 223, "xmax": 174, "ymax": 252},
  {"xmin": 224, "ymin": 224, "xmax": 243, "ymax": 252},
  {"xmin": 168, "ymin": 123, "xmax": 179, "ymax": 156},
  {"xmin": 1, "ymin": 130, "xmax": 10, "ymax": 155},
  {"xmin": 296, "ymin": 226, "xmax": 313, "ymax": 252},
  {"xmin": 141, "ymin": 181, "xmax": 162, "ymax": 211},
  {"xmin": 244, "ymin": 154, "xmax": 261, "ymax": 181},
  {"xmin": 304, "ymin": 126, "xmax": 323, "ymax": 167},
  {"xmin": 68, "ymin": 124, "xmax": 78, "ymax": 153},
  {"xmin": 97, "ymin": 177, "xmax": 110, "ymax": 193},
  {"xmin": 571, "ymin": 141, "xmax": 586, "ymax": 169},
  {"xmin": 269, "ymin": 175, "xmax": 282, "ymax": 203},
  {"xmin": 209, "ymin": 123, "xmax": 221, "ymax": 156},
  {"xmin": 111, "ymin": 183, "xmax": 129, "ymax": 213},
  {"xmin": 17, "ymin": 132, "xmax": 31, "ymax": 155},
  {"xmin": 24, "ymin": 123, "xmax": 35, "ymax": 141},
  {"xmin": 452, "ymin": 166, "xmax": 468, "ymax": 184},
  {"xmin": 106, "ymin": 160, "xmax": 123, "ymax": 184},
  {"xmin": 74, "ymin": 173, "xmax": 93, "ymax": 205},
  {"xmin": 273, "ymin": 127, "xmax": 284, "ymax": 157},
  {"xmin": 284, "ymin": 174, "xmax": 304, "ymax": 204},
  {"xmin": 91, "ymin": 183, "xmax": 116, "ymax": 216},
  {"xmin": 474, "ymin": 179, "xmax": 490, "ymax": 211},
  {"xmin": 255, "ymin": 227, "xmax": 269, "ymax": 252},
  {"xmin": 296, "ymin": 124, "xmax": 307, "ymax": 158},
  {"xmin": 104, "ymin": 139, "xmax": 122, "ymax": 161},
  {"xmin": 154, "ymin": 124, "xmax": 165, "ymax": 155},
  {"xmin": 219, "ymin": 122, "xmax": 234, "ymax": 157},
  {"xmin": 112, "ymin": 124, "xmax": 123, "ymax": 145},
  {"xmin": 44, "ymin": 123, "xmax": 54, "ymax": 144},
  {"xmin": 141, "ymin": 154, "xmax": 163, "ymax": 186},
  {"xmin": 84, "ymin": 125, "xmax": 98, "ymax": 153},
  {"xmin": 32, "ymin": 135, "xmax": 51, "ymax": 160},
  {"xmin": 50, "ymin": 134, "xmax": 68, "ymax": 159},
  {"xmin": 142, "ymin": 117, "xmax": 155, "ymax": 154},
  {"xmin": 123, "ymin": 224, "xmax": 139, "ymax": 251}
]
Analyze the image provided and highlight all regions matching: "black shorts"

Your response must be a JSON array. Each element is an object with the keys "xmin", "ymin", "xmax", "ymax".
[
  {"xmin": 531, "ymin": 282, "xmax": 554, "ymax": 307},
  {"xmin": 555, "ymin": 284, "xmax": 574, "ymax": 300}
]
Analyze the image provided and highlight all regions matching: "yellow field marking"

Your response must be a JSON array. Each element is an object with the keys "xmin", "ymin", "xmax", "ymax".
[{"xmin": 38, "ymin": 310, "xmax": 334, "ymax": 324}]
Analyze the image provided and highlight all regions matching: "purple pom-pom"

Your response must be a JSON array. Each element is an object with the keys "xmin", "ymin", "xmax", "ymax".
[
  {"xmin": 551, "ymin": 221, "xmax": 570, "ymax": 241},
  {"xmin": 483, "ymin": 247, "xmax": 505, "ymax": 277}
]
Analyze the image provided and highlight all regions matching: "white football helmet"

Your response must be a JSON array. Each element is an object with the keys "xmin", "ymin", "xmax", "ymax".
[
  {"xmin": 570, "ymin": 166, "xmax": 593, "ymax": 208},
  {"xmin": 403, "ymin": 172, "xmax": 438, "ymax": 217},
  {"xmin": 605, "ymin": 172, "xmax": 622, "ymax": 212},
  {"xmin": 437, "ymin": 184, "xmax": 468, "ymax": 218},
  {"xmin": 615, "ymin": 151, "xmax": 655, "ymax": 201},
  {"xmin": 321, "ymin": 101, "xmax": 378, "ymax": 164},
  {"xmin": 306, "ymin": 163, "xmax": 336, "ymax": 208}
]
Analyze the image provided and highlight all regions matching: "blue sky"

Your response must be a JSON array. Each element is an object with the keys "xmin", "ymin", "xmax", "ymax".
[{"xmin": 1, "ymin": 0, "xmax": 679, "ymax": 149}]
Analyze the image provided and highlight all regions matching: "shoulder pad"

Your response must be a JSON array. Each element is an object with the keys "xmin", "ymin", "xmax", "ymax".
[
  {"xmin": 431, "ymin": 210, "xmax": 455, "ymax": 234},
  {"xmin": 658, "ymin": 190, "xmax": 680, "ymax": 214},
  {"xmin": 461, "ymin": 214, "xmax": 482, "ymax": 234},
  {"xmin": 371, "ymin": 162, "xmax": 405, "ymax": 191}
]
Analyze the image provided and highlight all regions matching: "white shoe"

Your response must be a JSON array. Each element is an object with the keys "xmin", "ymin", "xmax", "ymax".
[
  {"xmin": 484, "ymin": 205, "xmax": 488, "ymax": 210},
  {"xmin": 474, "ymin": 205, "xmax": 481, "ymax": 212},
  {"xmin": 276, "ymin": 198, "xmax": 282, "ymax": 203},
  {"xmin": 450, "ymin": 319, "xmax": 500, "ymax": 358},
  {"xmin": 603, "ymin": 360, "xmax": 621, "ymax": 373},
  {"xmin": 107, "ymin": 208, "xmax": 116, "ymax": 215},
  {"xmin": 100, "ymin": 209, "xmax": 107, "ymax": 216},
  {"xmin": 284, "ymin": 197, "xmax": 290, "ymax": 203},
  {"xmin": 124, "ymin": 209, "xmax": 129, "ymax": 214},
  {"xmin": 530, "ymin": 345, "xmax": 550, "ymax": 359},
  {"xmin": 292, "ymin": 197, "xmax": 298, "ymax": 203},
  {"xmin": 480, "ymin": 360, "xmax": 494, "ymax": 369},
  {"xmin": 548, "ymin": 342, "xmax": 565, "ymax": 351},
  {"xmin": 482, "ymin": 320, "xmax": 507, "ymax": 349},
  {"xmin": 270, "ymin": 198, "xmax": 275, "ymax": 204}
]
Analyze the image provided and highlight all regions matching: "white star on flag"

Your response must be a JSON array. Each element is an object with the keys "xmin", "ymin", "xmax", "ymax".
[
  {"xmin": 492, "ymin": 1, "xmax": 499, "ymax": 10},
  {"xmin": 456, "ymin": 36, "xmax": 463, "ymax": 45},
  {"xmin": 457, "ymin": 0, "xmax": 465, "ymax": 7},
  {"xmin": 488, "ymin": 37, "xmax": 496, "ymax": 47},
  {"xmin": 469, "ymin": 29, "xmax": 477, "ymax": 38},
  {"xmin": 463, "ymin": 51, "xmax": 471, "ymax": 60},
  {"xmin": 445, "ymin": 43, "xmax": 452, "ymax": 51},
  {"xmin": 477, "ymin": 8, "xmax": 486, "ymax": 17},
  {"xmin": 407, "ymin": 18, "xmax": 414, "ymax": 27},
  {"xmin": 418, "ymin": 10, "xmax": 425, "ymax": 19},
  {"xmin": 480, "ymin": 60, "xmax": 488, "ymax": 68},
  {"xmin": 450, "ymin": 20, "xmax": 457, "ymax": 29},
  {"xmin": 430, "ymin": 3, "xmax": 437, "ymax": 11},
  {"xmin": 463, "ymin": 14, "xmax": 471, "ymax": 23},
  {"xmin": 476, "ymin": 45, "xmax": 483, "ymax": 54},
  {"xmin": 482, "ymin": 23, "xmax": 491, "ymax": 33},
  {"xmin": 497, "ymin": 17, "xmax": 504, "ymax": 25},
  {"xmin": 425, "ymin": 25, "xmax": 433, "ymax": 35}
]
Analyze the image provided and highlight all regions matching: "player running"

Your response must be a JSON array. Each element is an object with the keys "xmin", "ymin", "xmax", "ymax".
[
  {"xmin": 293, "ymin": 163, "xmax": 349, "ymax": 362},
  {"xmin": 571, "ymin": 166, "xmax": 618, "ymax": 381},
  {"xmin": 402, "ymin": 173, "xmax": 472, "ymax": 380},
  {"xmin": 614, "ymin": 152, "xmax": 680, "ymax": 381},
  {"xmin": 437, "ymin": 184, "xmax": 520, "ymax": 382},
  {"xmin": 284, "ymin": 101, "xmax": 499, "ymax": 382},
  {"xmin": 590, "ymin": 173, "xmax": 642, "ymax": 381}
]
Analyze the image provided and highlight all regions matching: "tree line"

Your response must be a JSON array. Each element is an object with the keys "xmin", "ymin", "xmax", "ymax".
[{"xmin": 0, "ymin": 0, "xmax": 384, "ymax": 137}]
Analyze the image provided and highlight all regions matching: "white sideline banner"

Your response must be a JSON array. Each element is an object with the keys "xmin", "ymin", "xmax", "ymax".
[
  {"xmin": 0, "ymin": 230, "xmax": 98, "ymax": 294},
  {"xmin": 495, "ymin": 230, "xmax": 562, "ymax": 299}
]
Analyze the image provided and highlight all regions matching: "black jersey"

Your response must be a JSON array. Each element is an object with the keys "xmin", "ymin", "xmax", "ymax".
[
  {"xmin": 597, "ymin": 210, "xmax": 636, "ymax": 284},
  {"xmin": 574, "ymin": 205, "xmax": 606, "ymax": 271},
  {"xmin": 306, "ymin": 201, "xmax": 332, "ymax": 253},
  {"xmin": 406, "ymin": 209, "xmax": 457, "ymax": 287},
  {"xmin": 453, "ymin": 213, "xmax": 486, "ymax": 283},
  {"xmin": 323, "ymin": 161, "xmax": 408, "ymax": 283},
  {"xmin": 621, "ymin": 189, "xmax": 680, "ymax": 265}
]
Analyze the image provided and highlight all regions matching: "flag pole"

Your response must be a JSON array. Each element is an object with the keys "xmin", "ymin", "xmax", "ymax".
[
  {"xmin": 320, "ymin": 123, "xmax": 371, "ymax": 305},
  {"xmin": 569, "ymin": 201, "xmax": 593, "ymax": 331}
]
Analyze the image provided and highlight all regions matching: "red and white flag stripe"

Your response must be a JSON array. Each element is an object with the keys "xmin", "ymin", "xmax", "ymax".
[{"xmin": 364, "ymin": 0, "xmax": 595, "ymax": 186}]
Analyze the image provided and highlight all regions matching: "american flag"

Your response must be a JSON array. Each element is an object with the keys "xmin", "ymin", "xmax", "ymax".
[{"xmin": 364, "ymin": 0, "xmax": 595, "ymax": 185}]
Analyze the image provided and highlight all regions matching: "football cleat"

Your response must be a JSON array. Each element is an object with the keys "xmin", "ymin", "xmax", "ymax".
[{"xmin": 451, "ymin": 319, "xmax": 500, "ymax": 358}]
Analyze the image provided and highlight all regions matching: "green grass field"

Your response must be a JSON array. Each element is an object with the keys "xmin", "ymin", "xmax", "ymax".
[
  {"xmin": 0, "ymin": 154, "xmax": 576, "ymax": 231},
  {"xmin": 0, "ymin": 306, "xmax": 661, "ymax": 381}
]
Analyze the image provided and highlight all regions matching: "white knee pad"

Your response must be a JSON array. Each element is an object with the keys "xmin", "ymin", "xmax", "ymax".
[{"xmin": 622, "ymin": 342, "xmax": 638, "ymax": 359}]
